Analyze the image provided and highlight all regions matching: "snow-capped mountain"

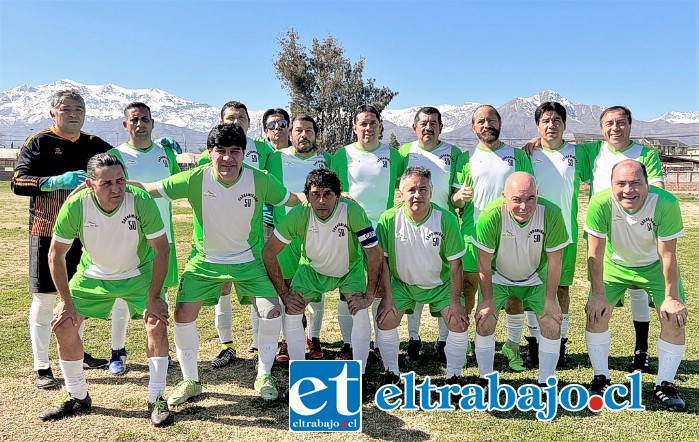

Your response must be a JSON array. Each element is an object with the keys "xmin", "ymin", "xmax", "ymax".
[{"xmin": 652, "ymin": 111, "xmax": 699, "ymax": 125}]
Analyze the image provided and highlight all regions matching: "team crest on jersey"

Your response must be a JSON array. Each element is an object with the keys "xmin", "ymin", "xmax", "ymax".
[
  {"xmin": 563, "ymin": 155, "xmax": 576, "ymax": 167},
  {"xmin": 640, "ymin": 217, "xmax": 656, "ymax": 231},
  {"xmin": 238, "ymin": 193, "xmax": 258, "ymax": 208},
  {"xmin": 377, "ymin": 157, "xmax": 391, "ymax": 168},
  {"xmin": 158, "ymin": 155, "xmax": 169, "ymax": 168},
  {"xmin": 503, "ymin": 156, "xmax": 515, "ymax": 167},
  {"xmin": 314, "ymin": 160, "xmax": 326, "ymax": 169},
  {"xmin": 121, "ymin": 214, "xmax": 140, "ymax": 231},
  {"xmin": 425, "ymin": 231, "xmax": 445, "ymax": 247},
  {"xmin": 332, "ymin": 223, "xmax": 350, "ymax": 237},
  {"xmin": 528, "ymin": 228, "xmax": 544, "ymax": 243},
  {"xmin": 247, "ymin": 151, "xmax": 259, "ymax": 163},
  {"xmin": 439, "ymin": 154, "xmax": 452, "ymax": 166}
]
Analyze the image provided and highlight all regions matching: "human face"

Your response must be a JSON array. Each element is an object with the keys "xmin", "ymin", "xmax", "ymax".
[
  {"xmin": 601, "ymin": 109, "xmax": 631, "ymax": 149},
  {"xmin": 221, "ymin": 107, "xmax": 250, "ymax": 134},
  {"xmin": 87, "ymin": 165, "xmax": 126, "ymax": 213},
  {"xmin": 123, "ymin": 107, "xmax": 154, "ymax": 146},
  {"xmin": 413, "ymin": 112, "xmax": 442, "ymax": 149},
  {"xmin": 612, "ymin": 163, "xmax": 648, "ymax": 213},
  {"xmin": 504, "ymin": 180, "xmax": 538, "ymax": 224},
  {"xmin": 290, "ymin": 120, "xmax": 316, "ymax": 155},
  {"xmin": 50, "ymin": 98, "xmax": 85, "ymax": 137},
  {"xmin": 400, "ymin": 175, "xmax": 432, "ymax": 218},
  {"xmin": 472, "ymin": 108, "xmax": 501, "ymax": 145},
  {"xmin": 209, "ymin": 145, "xmax": 244, "ymax": 184},
  {"xmin": 264, "ymin": 113, "xmax": 289, "ymax": 147},
  {"xmin": 537, "ymin": 110, "xmax": 565, "ymax": 147},
  {"xmin": 353, "ymin": 112, "xmax": 381, "ymax": 147},
  {"xmin": 307, "ymin": 185, "xmax": 339, "ymax": 220}
]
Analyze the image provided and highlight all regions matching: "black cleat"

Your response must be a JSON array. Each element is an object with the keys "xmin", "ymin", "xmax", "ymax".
[
  {"xmin": 406, "ymin": 338, "xmax": 423, "ymax": 362},
  {"xmin": 83, "ymin": 352, "xmax": 108, "ymax": 369},
  {"xmin": 654, "ymin": 381, "xmax": 687, "ymax": 411},
  {"xmin": 149, "ymin": 396, "xmax": 174, "ymax": 427},
  {"xmin": 525, "ymin": 336, "xmax": 539, "ymax": 368},
  {"xmin": 34, "ymin": 367, "xmax": 59, "ymax": 389},
  {"xmin": 631, "ymin": 350, "xmax": 650, "ymax": 373},
  {"xmin": 39, "ymin": 393, "xmax": 92, "ymax": 421},
  {"xmin": 336, "ymin": 343, "xmax": 353, "ymax": 360},
  {"xmin": 382, "ymin": 370, "xmax": 401, "ymax": 386},
  {"xmin": 557, "ymin": 338, "xmax": 569, "ymax": 368},
  {"xmin": 435, "ymin": 340, "xmax": 447, "ymax": 364},
  {"xmin": 589, "ymin": 374, "xmax": 611, "ymax": 396}
]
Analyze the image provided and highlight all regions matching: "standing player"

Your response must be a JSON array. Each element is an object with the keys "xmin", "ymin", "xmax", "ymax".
[{"xmin": 12, "ymin": 89, "xmax": 111, "ymax": 389}]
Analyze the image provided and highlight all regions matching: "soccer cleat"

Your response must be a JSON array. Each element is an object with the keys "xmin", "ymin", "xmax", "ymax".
[
  {"xmin": 108, "ymin": 348, "xmax": 127, "ymax": 375},
  {"xmin": 167, "ymin": 380, "xmax": 202, "ymax": 407},
  {"xmin": 307, "ymin": 337, "xmax": 324, "ymax": 360},
  {"xmin": 247, "ymin": 343, "xmax": 258, "ymax": 354},
  {"xmin": 168, "ymin": 355, "xmax": 174, "ymax": 368},
  {"xmin": 148, "ymin": 396, "xmax": 173, "ymax": 427},
  {"xmin": 276, "ymin": 340, "xmax": 290, "ymax": 363},
  {"xmin": 382, "ymin": 370, "xmax": 401, "ymax": 386},
  {"xmin": 557, "ymin": 338, "xmax": 569, "ymax": 368},
  {"xmin": 254, "ymin": 374, "xmax": 279, "ymax": 401},
  {"xmin": 336, "ymin": 343, "xmax": 353, "ymax": 360},
  {"xmin": 445, "ymin": 375, "xmax": 462, "ymax": 387},
  {"xmin": 83, "ymin": 352, "xmax": 108, "ymax": 369},
  {"xmin": 34, "ymin": 367, "xmax": 59, "ymax": 389},
  {"xmin": 372, "ymin": 347, "xmax": 384, "ymax": 368},
  {"xmin": 525, "ymin": 336, "xmax": 539, "ymax": 368},
  {"xmin": 435, "ymin": 340, "xmax": 447, "ymax": 364},
  {"xmin": 211, "ymin": 347, "xmax": 236, "ymax": 368},
  {"xmin": 477, "ymin": 377, "xmax": 489, "ymax": 394},
  {"xmin": 39, "ymin": 393, "xmax": 92, "ymax": 421},
  {"xmin": 654, "ymin": 381, "xmax": 687, "ymax": 411},
  {"xmin": 501, "ymin": 341, "xmax": 526, "ymax": 372},
  {"xmin": 589, "ymin": 374, "xmax": 611, "ymax": 396},
  {"xmin": 252, "ymin": 350, "xmax": 259, "ymax": 372},
  {"xmin": 631, "ymin": 350, "xmax": 650, "ymax": 373},
  {"xmin": 362, "ymin": 378, "xmax": 374, "ymax": 403},
  {"xmin": 406, "ymin": 337, "xmax": 423, "ymax": 362}
]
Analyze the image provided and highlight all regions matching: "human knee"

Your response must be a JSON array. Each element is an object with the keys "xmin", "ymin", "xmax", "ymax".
[
  {"xmin": 254, "ymin": 296, "xmax": 282, "ymax": 319},
  {"xmin": 538, "ymin": 316, "xmax": 561, "ymax": 339}
]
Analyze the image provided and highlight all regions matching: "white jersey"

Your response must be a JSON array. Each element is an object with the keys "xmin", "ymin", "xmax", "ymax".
[
  {"xmin": 279, "ymin": 148, "xmax": 327, "ymax": 213},
  {"xmin": 589, "ymin": 141, "xmax": 664, "ymax": 195},
  {"xmin": 399, "ymin": 141, "xmax": 461, "ymax": 210}
]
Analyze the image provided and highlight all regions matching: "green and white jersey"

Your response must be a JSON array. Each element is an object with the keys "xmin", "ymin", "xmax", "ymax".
[
  {"xmin": 399, "ymin": 141, "xmax": 461, "ymax": 211},
  {"xmin": 53, "ymin": 186, "xmax": 165, "ymax": 280},
  {"xmin": 157, "ymin": 164, "xmax": 289, "ymax": 264},
  {"xmin": 109, "ymin": 142, "xmax": 180, "ymax": 243},
  {"xmin": 330, "ymin": 143, "xmax": 404, "ymax": 225},
  {"xmin": 579, "ymin": 140, "xmax": 664, "ymax": 195},
  {"xmin": 453, "ymin": 144, "xmax": 533, "ymax": 238},
  {"xmin": 531, "ymin": 142, "xmax": 590, "ymax": 244},
  {"xmin": 197, "ymin": 136, "xmax": 274, "ymax": 170},
  {"xmin": 584, "ymin": 187, "xmax": 684, "ymax": 268},
  {"xmin": 377, "ymin": 202, "xmax": 465, "ymax": 290},
  {"xmin": 473, "ymin": 196, "xmax": 569, "ymax": 286},
  {"xmin": 274, "ymin": 198, "xmax": 378, "ymax": 278}
]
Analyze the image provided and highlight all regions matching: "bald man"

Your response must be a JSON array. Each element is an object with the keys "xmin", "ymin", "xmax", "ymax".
[
  {"xmin": 584, "ymin": 160, "xmax": 687, "ymax": 410},
  {"xmin": 472, "ymin": 172, "xmax": 569, "ymax": 386}
]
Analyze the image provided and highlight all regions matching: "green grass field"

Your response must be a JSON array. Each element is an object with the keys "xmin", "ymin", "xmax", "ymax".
[{"xmin": 0, "ymin": 181, "xmax": 696, "ymax": 441}]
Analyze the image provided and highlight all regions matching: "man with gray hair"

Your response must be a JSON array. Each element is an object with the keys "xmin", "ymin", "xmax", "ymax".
[{"xmin": 12, "ymin": 89, "xmax": 112, "ymax": 389}]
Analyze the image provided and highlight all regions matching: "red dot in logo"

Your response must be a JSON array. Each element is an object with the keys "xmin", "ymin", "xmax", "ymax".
[
  {"xmin": 342, "ymin": 422, "xmax": 347, "ymax": 427},
  {"xmin": 589, "ymin": 395, "xmax": 604, "ymax": 412}
]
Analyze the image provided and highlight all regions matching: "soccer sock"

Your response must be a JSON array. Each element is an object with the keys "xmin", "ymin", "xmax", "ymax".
[
  {"xmin": 78, "ymin": 319, "xmax": 85, "ymax": 340},
  {"xmin": 445, "ymin": 330, "xmax": 468, "ymax": 378},
  {"xmin": 59, "ymin": 359, "xmax": 88, "ymax": 400},
  {"xmin": 438, "ymin": 317, "xmax": 449, "ymax": 342},
  {"xmin": 214, "ymin": 295, "xmax": 233, "ymax": 344},
  {"xmin": 376, "ymin": 327, "xmax": 400, "ymax": 374},
  {"xmin": 371, "ymin": 297, "xmax": 381, "ymax": 349},
  {"xmin": 585, "ymin": 330, "xmax": 611, "ymax": 378},
  {"xmin": 174, "ymin": 320, "xmax": 199, "ymax": 382},
  {"xmin": 526, "ymin": 311, "xmax": 540, "ymax": 341},
  {"xmin": 506, "ymin": 313, "xmax": 525, "ymax": 344},
  {"xmin": 283, "ymin": 313, "xmax": 306, "ymax": 361},
  {"xmin": 561, "ymin": 314, "xmax": 570, "ymax": 340},
  {"xmin": 250, "ymin": 305, "xmax": 259, "ymax": 348},
  {"xmin": 656, "ymin": 339, "xmax": 685, "ymax": 385},
  {"xmin": 29, "ymin": 292, "xmax": 55, "ymax": 371},
  {"xmin": 629, "ymin": 289, "xmax": 650, "ymax": 352},
  {"xmin": 257, "ymin": 316, "xmax": 282, "ymax": 377},
  {"xmin": 147, "ymin": 356, "xmax": 168, "ymax": 403},
  {"xmin": 407, "ymin": 303, "xmax": 424, "ymax": 341},
  {"xmin": 337, "ymin": 300, "xmax": 353, "ymax": 345},
  {"xmin": 308, "ymin": 294, "xmax": 325, "ymax": 340},
  {"xmin": 111, "ymin": 298, "xmax": 129, "ymax": 351},
  {"xmin": 474, "ymin": 333, "xmax": 496, "ymax": 378},
  {"xmin": 538, "ymin": 336, "xmax": 561, "ymax": 384},
  {"xmin": 351, "ymin": 308, "xmax": 371, "ymax": 374}
]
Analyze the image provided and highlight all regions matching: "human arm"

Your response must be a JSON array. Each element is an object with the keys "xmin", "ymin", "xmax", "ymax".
[
  {"xmin": 475, "ymin": 248, "xmax": 495, "ymax": 327},
  {"xmin": 48, "ymin": 240, "xmax": 78, "ymax": 330},
  {"xmin": 541, "ymin": 248, "xmax": 563, "ymax": 323},
  {"xmin": 143, "ymin": 234, "xmax": 170, "ymax": 325},
  {"xmin": 262, "ymin": 233, "xmax": 305, "ymax": 313},
  {"xmin": 347, "ymin": 242, "xmax": 384, "ymax": 315},
  {"xmin": 451, "ymin": 181, "xmax": 473, "ymax": 208},
  {"xmin": 445, "ymin": 257, "xmax": 469, "ymax": 330},
  {"xmin": 585, "ymin": 233, "xmax": 610, "ymax": 324},
  {"xmin": 376, "ymin": 258, "xmax": 398, "ymax": 323},
  {"xmin": 657, "ymin": 239, "xmax": 687, "ymax": 327}
]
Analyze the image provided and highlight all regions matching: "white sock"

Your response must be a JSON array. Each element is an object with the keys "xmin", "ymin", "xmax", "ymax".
[
  {"xmin": 376, "ymin": 327, "xmax": 400, "ymax": 374},
  {"xmin": 538, "ymin": 336, "xmax": 561, "ymax": 383},
  {"xmin": 147, "ymin": 356, "xmax": 169, "ymax": 402},
  {"xmin": 561, "ymin": 314, "xmax": 570, "ymax": 339},
  {"xmin": 407, "ymin": 303, "xmax": 424, "ymax": 341},
  {"xmin": 111, "ymin": 298, "xmax": 129, "ymax": 351},
  {"xmin": 445, "ymin": 330, "xmax": 468, "ymax": 378},
  {"xmin": 214, "ymin": 295, "xmax": 233, "ymax": 344},
  {"xmin": 585, "ymin": 330, "xmax": 611, "ymax": 378},
  {"xmin": 174, "ymin": 321, "xmax": 199, "ymax": 382},
  {"xmin": 308, "ymin": 294, "xmax": 325, "ymax": 339},
  {"xmin": 337, "ymin": 300, "xmax": 353, "ymax": 345},
  {"xmin": 475, "ymin": 333, "xmax": 496, "ymax": 378},
  {"xmin": 506, "ymin": 313, "xmax": 524, "ymax": 344},
  {"xmin": 351, "ymin": 308, "xmax": 371, "ymax": 374},
  {"xmin": 371, "ymin": 297, "xmax": 381, "ymax": 349},
  {"xmin": 628, "ymin": 289, "xmax": 651, "ymax": 322},
  {"xmin": 250, "ymin": 305, "xmax": 259, "ymax": 348},
  {"xmin": 78, "ymin": 319, "xmax": 85, "ymax": 340},
  {"xmin": 283, "ymin": 313, "xmax": 306, "ymax": 361},
  {"xmin": 257, "ymin": 316, "xmax": 282, "ymax": 377},
  {"xmin": 438, "ymin": 316, "xmax": 449, "ymax": 342},
  {"xmin": 656, "ymin": 339, "xmax": 685, "ymax": 385},
  {"xmin": 59, "ymin": 359, "xmax": 87, "ymax": 400},
  {"xmin": 29, "ymin": 293, "xmax": 55, "ymax": 370},
  {"xmin": 526, "ymin": 311, "xmax": 540, "ymax": 342}
]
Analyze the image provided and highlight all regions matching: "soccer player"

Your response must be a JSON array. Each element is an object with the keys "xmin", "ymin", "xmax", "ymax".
[
  {"xmin": 138, "ymin": 123, "xmax": 301, "ymax": 405},
  {"xmin": 375, "ymin": 166, "xmax": 469, "ymax": 384},
  {"xmin": 39, "ymin": 153, "xmax": 172, "ymax": 426},
  {"xmin": 473, "ymin": 172, "xmax": 568, "ymax": 386},
  {"xmin": 12, "ymin": 89, "xmax": 111, "ymax": 389},
  {"xmin": 262, "ymin": 168, "xmax": 383, "ymax": 395},
  {"xmin": 452, "ymin": 105, "xmax": 533, "ymax": 371},
  {"xmin": 584, "ymin": 160, "xmax": 687, "ymax": 410},
  {"xmin": 105, "ymin": 102, "xmax": 181, "ymax": 375},
  {"xmin": 398, "ymin": 107, "xmax": 466, "ymax": 362}
]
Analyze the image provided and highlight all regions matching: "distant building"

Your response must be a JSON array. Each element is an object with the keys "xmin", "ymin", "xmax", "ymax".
[{"xmin": 176, "ymin": 152, "xmax": 201, "ymax": 171}]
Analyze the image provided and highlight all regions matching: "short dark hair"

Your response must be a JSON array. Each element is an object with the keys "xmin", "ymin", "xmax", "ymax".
[
  {"xmin": 291, "ymin": 113, "xmax": 318, "ymax": 135},
  {"xmin": 353, "ymin": 104, "xmax": 381, "ymax": 123},
  {"xmin": 124, "ymin": 101, "xmax": 152, "ymax": 119},
  {"xmin": 600, "ymin": 105, "xmax": 632, "ymax": 125},
  {"xmin": 414, "ymin": 106, "xmax": 442, "ymax": 126},
  {"xmin": 207, "ymin": 123, "xmax": 247, "ymax": 151},
  {"xmin": 304, "ymin": 168, "xmax": 342, "ymax": 197},
  {"xmin": 399, "ymin": 166, "xmax": 432, "ymax": 189},
  {"xmin": 220, "ymin": 101, "xmax": 250, "ymax": 121},
  {"xmin": 87, "ymin": 153, "xmax": 125, "ymax": 180},
  {"xmin": 611, "ymin": 160, "xmax": 648, "ymax": 183},
  {"xmin": 534, "ymin": 101, "xmax": 567, "ymax": 125},
  {"xmin": 472, "ymin": 105, "xmax": 501, "ymax": 125},
  {"xmin": 263, "ymin": 108, "xmax": 290, "ymax": 127}
]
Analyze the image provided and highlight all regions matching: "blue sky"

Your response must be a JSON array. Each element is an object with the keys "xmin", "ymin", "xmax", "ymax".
[{"xmin": 1, "ymin": 0, "xmax": 697, "ymax": 120}]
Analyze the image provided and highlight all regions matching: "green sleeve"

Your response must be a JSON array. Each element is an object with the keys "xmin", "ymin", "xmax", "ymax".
[
  {"xmin": 441, "ymin": 209, "xmax": 465, "ymax": 259},
  {"xmin": 322, "ymin": 152, "xmax": 332, "ymax": 167},
  {"xmin": 398, "ymin": 142, "xmax": 412, "ymax": 158},
  {"xmin": 107, "ymin": 148, "xmax": 129, "ymax": 179},
  {"xmin": 543, "ymin": 200, "xmax": 569, "ymax": 251},
  {"xmin": 257, "ymin": 168, "xmax": 289, "ymax": 206},
  {"xmin": 574, "ymin": 144, "xmax": 591, "ymax": 183},
  {"xmin": 265, "ymin": 150, "xmax": 283, "ymax": 181},
  {"xmin": 330, "ymin": 148, "xmax": 349, "ymax": 192},
  {"xmin": 53, "ymin": 191, "xmax": 85, "ymax": 241},
  {"xmin": 474, "ymin": 200, "xmax": 503, "ymax": 252},
  {"xmin": 453, "ymin": 151, "xmax": 471, "ymax": 187},
  {"xmin": 132, "ymin": 186, "xmax": 165, "ymax": 236},
  {"xmin": 164, "ymin": 146, "xmax": 181, "ymax": 175},
  {"xmin": 255, "ymin": 140, "xmax": 273, "ymax": 170},
  {"xmin": 656, "ymin": 191, "xmax": 684, "ymax": 239},
  {"xmin": 389, "ymin": 147, "xmax": 405, "ymax": 206},
  {"xmin": 584, "ymin": 191, "xmax": 611, "ymax": 236},
  {"xmin": 159, "ymin": 168, "xmax": 195, "ymax": 201},
  {"xmin": 197, "ymin": 149, "xmax": 211, "ymax": 166},
  {"xmin": 376, "ymin": 211, "xmax": 390, "ymax": 253},
  {"xmin": 276, "ymin": 203, "xmax": 302, "ymax": 243},
  {"xmin": 639, "ymin": 147, "xmax": 664, "ymax": 184},
  {"xmin": 514, "ymin": 149, "xmax": 533, "ymax": 174}
]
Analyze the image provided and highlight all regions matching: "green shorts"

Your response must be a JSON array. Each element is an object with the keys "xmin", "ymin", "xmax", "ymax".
[
  {"xmin": 278, "ymin": 238, "xmax": 302, "ymax": 280},
  {"xmin": 462, "ymin": 241, "xmax": 478, "ymax": 273},
  {"xmin": 480, "ymin": 283, "xmax": 546, "ymax": 315},
  {"xmin": 164, "ymin": 242, "xmax": 179, "ymax": 288},
  {"xmin": 69, "ymin": 270, "xmax": 161, "ymax": 320},
  {"xmin": 177, "ymin": 253, "xmax": 277, "ymax": 306},
  {"xmin": 391, "ymin": 277, "xmax": 452, "ymax": 317},
  {"xmin": 291, "ymin": 262, "xmax": 366, "ymax": 303},
  {"xmin": 560, "ymin": 242, "xmax": 577, "ymax": 287},
  {"xmin": 596, "ymin": 258, "xmax": 685, "ymax": 308}
]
